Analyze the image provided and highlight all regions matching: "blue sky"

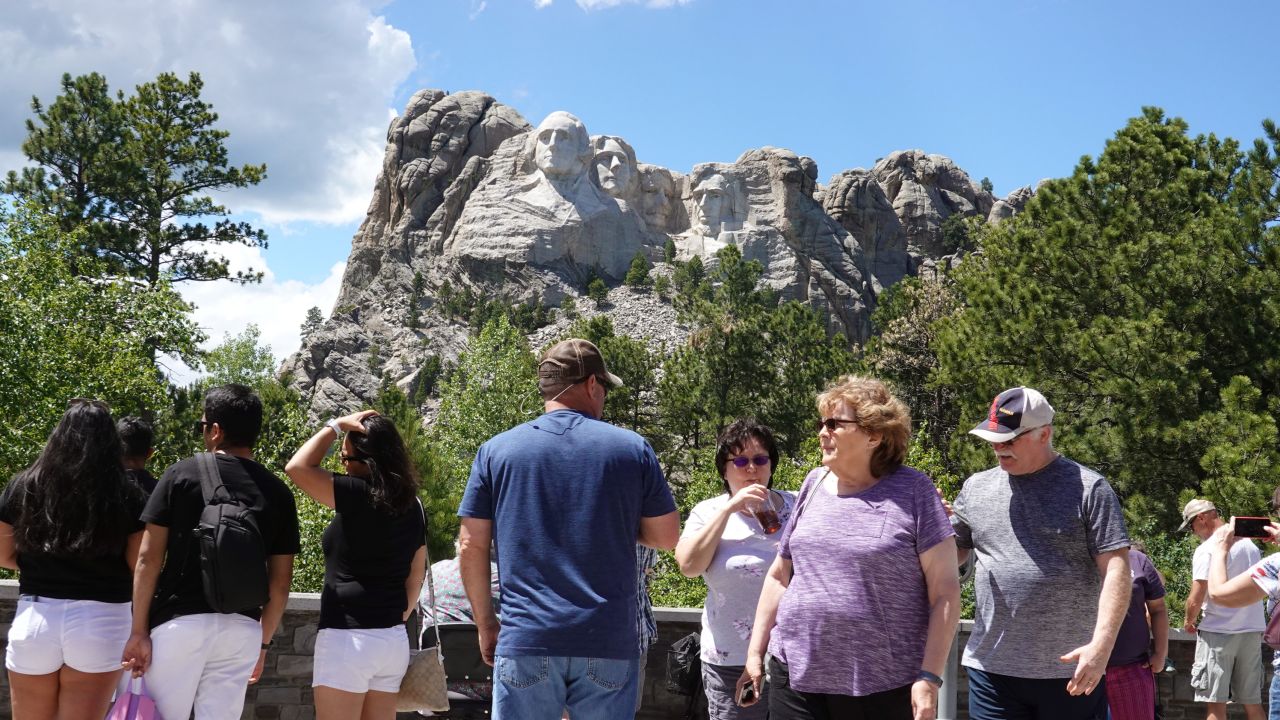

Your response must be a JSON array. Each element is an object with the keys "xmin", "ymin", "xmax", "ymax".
[{"xmin": 3, "ymin": 0, "xmax": 1276, "ymax": 376}]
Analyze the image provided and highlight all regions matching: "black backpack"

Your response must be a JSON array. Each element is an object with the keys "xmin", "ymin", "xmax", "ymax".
[{"xmin": 194, "ymin": 453, "xmax": 269, "ymax": 613}]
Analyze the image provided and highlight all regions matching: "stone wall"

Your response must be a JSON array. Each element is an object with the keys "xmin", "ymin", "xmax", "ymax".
[{"xmin": 0, "ymin": 581, "xmax": 1266, "ymax": 719}]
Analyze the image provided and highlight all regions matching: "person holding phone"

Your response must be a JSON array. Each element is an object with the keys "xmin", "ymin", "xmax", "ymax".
[
  {"xmin": 737, "ymin": 376, "xmax": 960, "ymax": 720},
  {"xmin": 675, "ymin": 419, "xmax": 796, "ymax": 720},
  {"xmin": 1181, "ymin": 498, "xmax": 1265, "ymax": 720},
  {"xmin": 1206, "ymin": 492, "xmax": 1280, "ymax": 720}
]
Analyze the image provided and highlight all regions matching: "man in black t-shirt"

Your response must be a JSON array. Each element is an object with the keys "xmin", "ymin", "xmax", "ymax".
[
  {"xmin": 118, "ymin": 415, "xmax": 158, "ymax": 494},
  {"xmin": 121, "ymin": 385, "xmax": 300, "ymax": 720}
]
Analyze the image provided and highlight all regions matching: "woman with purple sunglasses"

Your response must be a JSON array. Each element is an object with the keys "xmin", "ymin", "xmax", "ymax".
[{"xmin": 675, "ymin": 418, "xmax": 797, "ymax": 720}]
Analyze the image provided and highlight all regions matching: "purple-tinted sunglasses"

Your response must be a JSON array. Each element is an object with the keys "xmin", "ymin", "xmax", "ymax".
[{"xmin": 730, "ymin": 455, "xmax": 771, "ymax": 468}]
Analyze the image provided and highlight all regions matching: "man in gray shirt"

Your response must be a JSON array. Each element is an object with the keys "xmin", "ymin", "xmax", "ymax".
[{"xmin": 952, "ymin": 386, "xmax": 1131, "ymax": 720}]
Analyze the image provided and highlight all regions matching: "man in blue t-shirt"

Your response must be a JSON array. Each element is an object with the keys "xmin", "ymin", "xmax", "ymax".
[{"xmin": 458, "ymin": 338, "xmax": 679, "ymax": 719}]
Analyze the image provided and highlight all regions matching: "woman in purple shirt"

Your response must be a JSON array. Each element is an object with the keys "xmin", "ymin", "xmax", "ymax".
[{"xmin": 737, "ymin": 375, "xmax": 961, "ymax": 720}]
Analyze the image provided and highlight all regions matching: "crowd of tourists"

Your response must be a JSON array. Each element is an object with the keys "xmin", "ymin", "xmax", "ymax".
[{"xmin": 1, "ymin": 338, "xmax": 1276, "ymax": 720}]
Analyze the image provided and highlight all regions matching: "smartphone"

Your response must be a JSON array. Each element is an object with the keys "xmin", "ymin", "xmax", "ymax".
[
  {"xmin": 1235, "ymin": 516, "xmax": 1272, "ymax": 538},
  {"xmin": 737, "ymin": 683, "xmax": 757, "ymax": 706}
]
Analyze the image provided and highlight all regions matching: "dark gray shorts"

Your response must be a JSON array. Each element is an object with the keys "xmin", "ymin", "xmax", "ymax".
[{"xmin": 702, "ymin": 661, "xmax": 769, "ymax": 720}]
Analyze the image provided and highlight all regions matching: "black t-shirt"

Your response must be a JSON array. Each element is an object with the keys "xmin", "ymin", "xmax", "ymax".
[
  {"xmin": 0, "ymin": 476, "xmax": 146, "ymax": 603},
  {"xmin": 320, "ymin": 474, "xmax": 425, "ymax": 630},
  {"xmin": 142, "ymin": 454, "xmax": 301, "ymax": 627},
  {"xmin": 128, "ymin": 468, "xmax": 158, "ymax": 495}
]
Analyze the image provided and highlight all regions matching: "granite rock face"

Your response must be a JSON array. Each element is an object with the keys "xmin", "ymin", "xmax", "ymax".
[{"xmin": 282, "ymin": 91, "xmax": 1030, "ymax": 417}]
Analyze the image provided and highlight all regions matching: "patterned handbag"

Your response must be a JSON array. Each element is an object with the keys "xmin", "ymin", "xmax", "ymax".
[{"xmin": 395, "ymin": 500, "xmax": 450, "ymax": 713}]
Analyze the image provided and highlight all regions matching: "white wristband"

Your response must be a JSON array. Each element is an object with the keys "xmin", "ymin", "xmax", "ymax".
[{"xmin": 325, "ymin": 418, "xmax": 342, "ymax": 437}]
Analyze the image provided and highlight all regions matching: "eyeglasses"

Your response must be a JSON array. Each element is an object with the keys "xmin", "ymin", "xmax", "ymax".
[
  {"xmin": 815, "ymin": 417, "xmax": 860, "ymax": 433},
  {"xmin": 730, "ymin": 454, "xmax": 771, "ymax": 469},
  {"xmin": 340, "ymin": 454, "xmax": 369, "ymax": 464},
  {"xmin": 193, "ymin": 420, "xmax": 212, "ymax": 436},
  {"xmin": 68, "ymin": 397, "xmax": 111, "ymax": 411},
  {"xmin": 993, "ymin": 426, "xmax": 1043, "ymax": 446}
]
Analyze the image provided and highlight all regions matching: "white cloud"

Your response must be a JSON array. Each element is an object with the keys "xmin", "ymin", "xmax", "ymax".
[
  {"xmin": 162, "ymin": 244, "xmax": 346, "ymax": 386},
  {"xmin": 469, "ymin": 0, "xmax": 488, "ymax": 19},
  {"xmin": 534, "ymin": 0, "xmax": 553, "ymax": 7},
  {"xmin": 0, "ymin": 0, "xmax": 416, "ymax": 226}
]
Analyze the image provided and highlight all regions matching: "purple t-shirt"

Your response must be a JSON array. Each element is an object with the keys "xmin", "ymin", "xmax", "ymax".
[
  {"xmin": 768, "ymin": 465, "xmax": 954, "ymax": 696},
  {"xmin": 1108, "ymin": 549, "xmax": 1165, "ymax": 667}
]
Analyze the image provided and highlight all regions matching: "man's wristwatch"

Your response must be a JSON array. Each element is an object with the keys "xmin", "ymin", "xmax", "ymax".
[
  {"xmin": 325, "ymin": 418, "xmax": 342, "ymax": 436},
  {"xmin": 917, "ymin": 670, "xmax": 943, "ymax": 687}
]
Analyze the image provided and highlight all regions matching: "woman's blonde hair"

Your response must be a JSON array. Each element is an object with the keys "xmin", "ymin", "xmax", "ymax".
[{"xmin": 816, "ymin": 375, "xmax": 912, "ymax": 477}]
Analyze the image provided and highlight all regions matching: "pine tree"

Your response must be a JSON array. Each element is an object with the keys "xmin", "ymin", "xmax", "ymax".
[
  {"xmin": 5, "ymin": 71, "xmax": 267, "ymax": 287},
  {"xmin": 408, "ymin": 271, "xmax": 424, "ymax": 329},
  {"xmin": 935, "ymin": 108, "xmax": 1280, "ymax": 525},
  {"xmin": 624, "ymin": 252, "xmax": 651, "ymax": 288},
  {"xmin": 300, "ymin": 307, "xmax": 324, "ymax": 342}
]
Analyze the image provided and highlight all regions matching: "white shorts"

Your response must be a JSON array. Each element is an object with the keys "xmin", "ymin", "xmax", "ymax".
[
  {"xmin": 313, "ymin": 626, "xmax": 410, "ymax": 693},
  {"xmin": 142, "ymin": 612, "xmax": 262, "ymax": 720},
  {"xmin": 5, "ymin": 595, "xmax": 132, "ymax": 674}
]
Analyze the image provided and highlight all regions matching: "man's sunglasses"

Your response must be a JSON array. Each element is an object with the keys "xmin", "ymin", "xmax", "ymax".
[
  {"xmin": 730, "ymin": 455, "xmax": 771, "ymax": 469},
  {"xmin": 193, "ymin": 420, "xmax": 212, "ymax": 436},
  {"xmin": 815, "ymin": 417, "xmax": 859, "ymax": 433},
  {"xmin": 341, "ymin": 454, "xmax": 369, "ymax": 464}
]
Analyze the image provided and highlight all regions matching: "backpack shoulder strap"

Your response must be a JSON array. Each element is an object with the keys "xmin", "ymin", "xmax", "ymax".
[{"xmin": 195, "ymin": 452, "xmax": 222, "ymax": 504}]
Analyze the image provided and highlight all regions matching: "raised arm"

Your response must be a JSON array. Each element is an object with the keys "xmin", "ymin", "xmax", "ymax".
[
  {"xmin": 675, "ymin": 486, "xmax": 769, "ymax": 577},
  {"xmin": 284, "ymin": 410, "xmax": 377, "ymax": 509},
  {"xmin": 1207, "ymin": 522, "xmax": 1269, "ymax": 608}
]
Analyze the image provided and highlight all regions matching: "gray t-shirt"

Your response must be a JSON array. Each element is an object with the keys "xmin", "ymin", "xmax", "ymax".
[{"xmin": 952, "ymin": 455, "xmax": 1130, "ymax": 678}]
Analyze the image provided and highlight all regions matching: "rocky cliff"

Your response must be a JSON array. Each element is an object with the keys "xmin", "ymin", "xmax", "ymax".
[{"xmin": 283, "ymin": 89, "xmax": 1032, "ymax": 417}]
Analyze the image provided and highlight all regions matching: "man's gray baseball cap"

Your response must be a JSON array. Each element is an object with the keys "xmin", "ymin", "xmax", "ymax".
[{"xmin": 969, "ymin": 386, "xmax": 1055, "ymax": 443}]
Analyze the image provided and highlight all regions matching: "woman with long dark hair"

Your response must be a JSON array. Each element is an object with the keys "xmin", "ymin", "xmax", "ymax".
[
  {"xmin": 285, "ymin": 410, "xmax": 427, "ymax": 720},
  {"xmin": 0, "ymin": 399, "xmax": 147, "ymax": 719}
]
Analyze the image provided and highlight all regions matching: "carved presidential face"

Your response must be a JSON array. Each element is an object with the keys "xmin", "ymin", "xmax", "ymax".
[
  {"xmin": 694, "ymin": 173, "xmax": 730, "ymax": 228},
  {"xmin": 593, "ymin": 139, "xmax": 633, "ymax": 197},
  {"xmin": 533, "ymin": 112, "xmax": 589, "ymax": 179},
  {"xmin": 639, "ymin": 165, "xmax": 675, "ymax": 229}
]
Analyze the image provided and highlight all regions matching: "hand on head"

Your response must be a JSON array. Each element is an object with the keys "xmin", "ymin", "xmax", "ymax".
[{"xmin": 337, "ymin": 409, "xmax": 378, "ymax": 433}]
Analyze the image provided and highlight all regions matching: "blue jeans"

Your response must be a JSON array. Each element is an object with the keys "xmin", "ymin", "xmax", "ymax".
[
  {"xmin": 1269, "ymin": 666, "xmax": 1280, "ymax": 720},
  {"xmin": 492, "ymin": 654, "xmax": 639, "ymax": 720}
]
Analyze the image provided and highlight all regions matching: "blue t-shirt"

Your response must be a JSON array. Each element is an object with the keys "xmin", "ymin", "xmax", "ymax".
[{"xmin": 457, "ymin": 409, "xmax": 676, "ymax": 659}]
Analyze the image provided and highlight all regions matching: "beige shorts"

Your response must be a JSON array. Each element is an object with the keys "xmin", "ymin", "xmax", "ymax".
[{"xmin": 1191, "ymin": 630, "xmax": 1263, "ymax": 704}]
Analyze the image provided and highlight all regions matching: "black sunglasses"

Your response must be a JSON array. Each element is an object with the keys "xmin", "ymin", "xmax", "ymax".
[
  {"xmin": 341, "ymin": 454, "xmax": 369, "ymax": 464},
  {"xmin": 815, "ymin": 417, "xmax": 859, "ymax": 433},
  {"xmin": 730, "ymin": 455, "xmax": 771, "ymax": 468},
  {"xmin": 193, "ymin": 420, "xmax": 212, "ymax": 436}
]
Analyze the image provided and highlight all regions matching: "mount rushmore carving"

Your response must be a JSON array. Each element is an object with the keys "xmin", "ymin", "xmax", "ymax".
[{"xmin": 284, "ymin": 89, "xmax": 1032, "ymax": 416}]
